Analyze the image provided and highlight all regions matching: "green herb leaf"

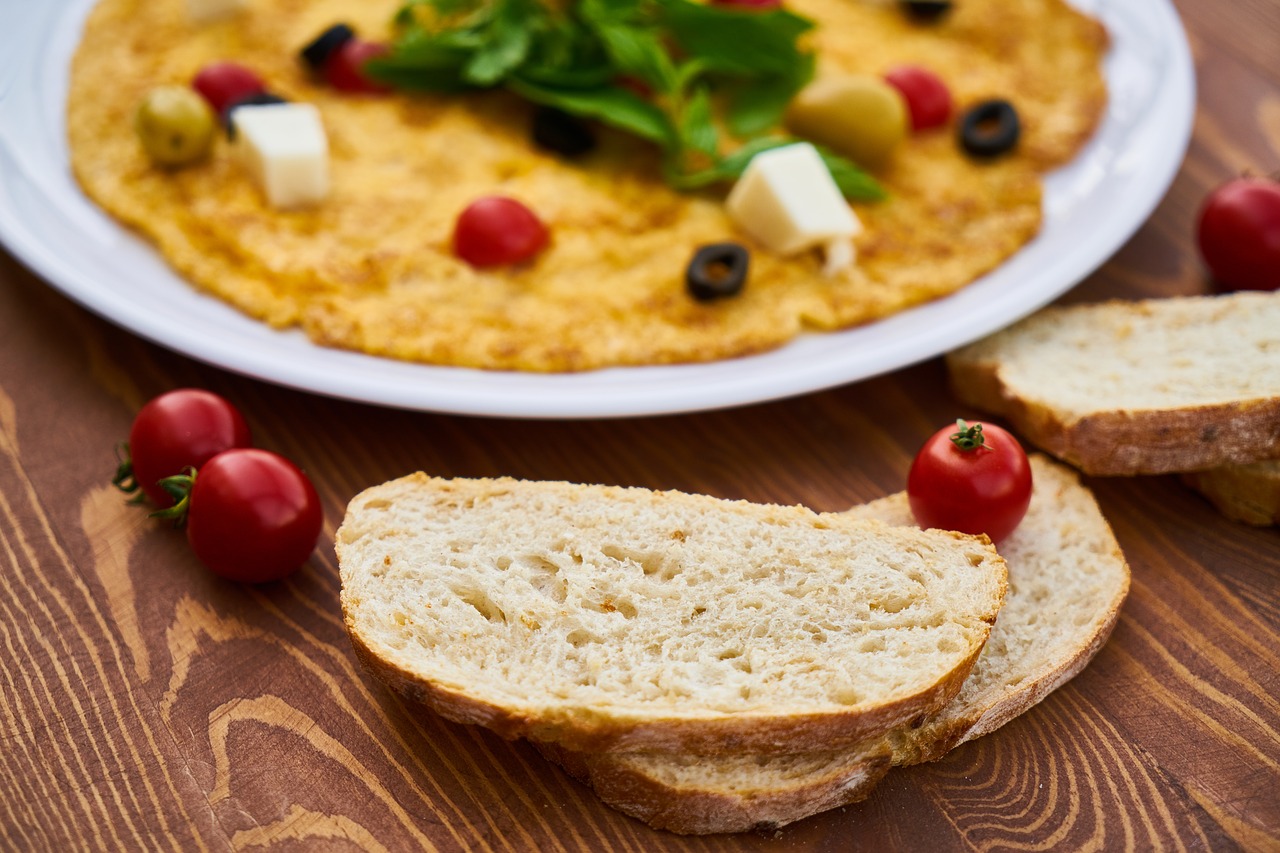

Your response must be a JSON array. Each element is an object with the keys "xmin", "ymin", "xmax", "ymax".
[
  {"xmin": 723, "ymin": 51, "xmax": 814, "ymax": 137},
  {"xmin": 667, "ymin": 136, "xmax": 884, "ymax": 201},
  {"xmin": 462, "ymin": 0, "xmax": 536, "ymax": 85},
  {"xmin": 678, "ymin": 83, "xmax": 718, "ymax": 159},
  {"xmin": 654, "ymin": 0, "xmax": 814, "ymax": 77},
  {"xmin": 508, "ymin": 76, "xmax": 676, "ymax": 146}
]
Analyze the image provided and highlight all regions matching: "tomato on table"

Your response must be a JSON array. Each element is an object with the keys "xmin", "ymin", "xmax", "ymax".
[
  {"xmin": 116, "ymin": 388, "xmax": 252, "ymax": 508},
  {"xmin": 184, "ymin": 449, "xmax": 323, "ymax": 584},
  {"xmin": 1196, "ymin": 176, "xmax": 1280, "ymax": 292},
  {"xmin": 907, "ymin": 419, "xmax": 1032, "ymax": 543}
]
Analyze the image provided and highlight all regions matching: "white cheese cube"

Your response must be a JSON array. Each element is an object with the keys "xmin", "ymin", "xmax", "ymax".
[
  {"xmin": 232, "ymin": 103, "xmax": 330, "ymax": 210},
  {"xmin": 725, "ymin": 142, "xmax": 861, "ymax": 266},
  {"xmin": 186, "ymin": 0, "xmax": 247, "ymax": 24}
]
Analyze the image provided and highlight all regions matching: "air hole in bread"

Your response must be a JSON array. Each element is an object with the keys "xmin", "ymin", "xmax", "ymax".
[
  {"xmin": 871, "ymin": 593, "xmax": 912, "ymax": 614},
  {"xmin": 566, "ymin": 629, "xmax": 599, "ymax": 647},
  {"xmin": 602, "ymin": 544, "xmax": 680, "ymax": 581},
  {"xmin": 526, "ymin": 556, "xmax": 567, "ymax": 604},
  {"xmin": 452, "ymin": 586, "xmax": 506, "ymax": 623},
  {"xmin": 608, "ymin": 599, "xmax": 638, "ymax": 618},
  {"xmin": 830, "ymin": 685, "xmax": 860, "ymax": 705},
  {"xmin": 858, "ymin": 636, "xmax": 886, "ymax": 653}
]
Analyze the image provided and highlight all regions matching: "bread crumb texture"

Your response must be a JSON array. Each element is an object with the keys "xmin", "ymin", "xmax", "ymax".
[
  {"xmin": 338, "ymin": 477, "xmax": 1006, "ymax": 728},
  {"xmin": 950, "ymin": 292, "xmax": 1280, "ymax": 419}
]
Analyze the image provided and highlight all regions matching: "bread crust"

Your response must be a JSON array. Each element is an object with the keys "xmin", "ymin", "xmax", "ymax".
[
  {"xmin": 1181, "ymin": 461, "xmax": 1280, "ymax": 526},
  {"xmin": 535, "ymin": 740, "xmax": 893, "ymax": 835},
  {"xmin": 947, "ymin": 313, "xmax": 1280, "ymax": 475},
  {"xmin": 947, "ymin": 290, "xmax": 1280, "ymax": 479},
  {"xmin": 345, "ymin": 612, "xmax": 988, "ymax": 755}
]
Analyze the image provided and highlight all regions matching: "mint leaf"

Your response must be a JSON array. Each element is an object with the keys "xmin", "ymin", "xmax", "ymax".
[
  {"xmin": 654, "ymin": 0, "xmax": 814, "ymax": 77},
  {"xmin": 677, "ymin": 83, "xmax": 718, "ymax": 158},
  {"xmin": 508, "ymin": 76, "xmax": 676, "ymax": 146},
  {"xmin": 589, "ymin": 23, "xmax": 679, "ymax": 93},
  {"xmin": 724, "ymin": 51, "xmax": 814, "ymax": 137},
  {"xmin": 462, "ymin": 0, "xmax": 537, "ymax": 85}
]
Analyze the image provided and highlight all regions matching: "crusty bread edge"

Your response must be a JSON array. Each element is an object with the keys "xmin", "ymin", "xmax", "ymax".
[
  {"xmin": 535, "ymin": 739, "xmax": 893, "ymax": 836},
  {"xmin": 344, "ymin": 604, "xmax": 992, "ymax": 754},
  {"xmin": 1181, "ymin": 464, "xmax": 1280, "ymax": 526},
  {"xmin": 946, "ymin": 353, "xmax": 1280, "ymax": 475}
]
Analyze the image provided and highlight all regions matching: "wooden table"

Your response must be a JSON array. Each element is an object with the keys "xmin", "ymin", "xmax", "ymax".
[{"xmin": 3, "ymin": 1, "xmax": 1279, "ymax": 849}]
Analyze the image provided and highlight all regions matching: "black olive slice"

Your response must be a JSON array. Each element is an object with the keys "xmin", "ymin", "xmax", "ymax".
[
  {"xmin": 959, "ymin": 99, "xmax": 1021, "ymax": 158},
  {"xmin": 300, "ymin": 24, "xmax": 356, "ymax": 72},
  {"xmin": 686, "ymin": 243, "xmax": 750, "ymax": 302},
  {"xmin": 531, "ymin": 107, "xmax": 596, "ymax": 158},
  {"xmin": 222, "ymin": 92, "xmax": 289, "ymax": 139},
  {"xmin": 900, "ymin": 0, "xmax": 953, "ymax": 23}
]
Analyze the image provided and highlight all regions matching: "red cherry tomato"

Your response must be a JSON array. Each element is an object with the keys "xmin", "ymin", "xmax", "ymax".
[
  {"xmin": 325, "ymin": 40, "xmax": 391, "ymax": 93},
  {"xmin": 123, "ymin": 389, "xmax": 252, "ymax": 508},
  {"xmin": 192, "ymin": 62, "xmax": 267, "ymax": 116},
  {"xmin": 907, "ymin": 420, "xmax": 1032, "ymax": 543},
  {"xmin": 185, "ymin": 449, "xmax": 323, "ymax": 583},
  {"xmin": 1196, "ymin": 176, "xmax": 1280, "ymax": 292},
  {"xmin": 453, "ymin": 196, "xmax": 550, "ymax": 267},
  {"xmin": 883, "ymin": 65, "xmax": 952, "ymax": 131}
]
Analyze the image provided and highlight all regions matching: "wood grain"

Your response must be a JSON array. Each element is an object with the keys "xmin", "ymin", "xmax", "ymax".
[{"xmin": 2, "ymin": 0, "xmax": 1280, "ymax": 849}]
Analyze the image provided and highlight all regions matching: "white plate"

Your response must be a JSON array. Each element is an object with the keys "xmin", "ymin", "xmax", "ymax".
[{"xmin": 0, "ymin": 0, "xmax": 1193, "ymax": 419}]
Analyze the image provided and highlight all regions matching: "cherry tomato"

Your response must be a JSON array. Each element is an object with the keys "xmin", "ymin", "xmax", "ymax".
[
  {"xmin": 907, "ymin": 419, "xmax": 1032, "ymax": 543},
  {"xmin": 192, "ymin": 62, "xmax": 267, "ymax": 116},
  {"xmin": 453, "ymin": 196, "xmax": 550, "ymax": 267},
  {"xmin": 121, "ymin": 389, "xmax": 252, "ymax": 508},
  {"xmin": 185, "ymin": 449, "xmax": 323, "ymax": 583},
  {"xmin": 883, "ymin": 65, "xmax": 952, "ymax": 131},
  {"xmin": 325, "ymin": 40, "xmax": 391, "ymax": 94},
  {"xmin": 1196, "ymin": 176, "xmax": 1280, "ymax": 292}
]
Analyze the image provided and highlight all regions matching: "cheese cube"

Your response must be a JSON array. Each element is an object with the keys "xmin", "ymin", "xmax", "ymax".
[
  {"xmin": 232, "ymin": 103, "xmax": 330, "ymax": 210},
  {"xmin": 185, "ymin": 0, "xmax": 247, "ymax": 24},
  {"xmin": 725, "ymin": 142, "xmax": 861, "ymax": 271}
]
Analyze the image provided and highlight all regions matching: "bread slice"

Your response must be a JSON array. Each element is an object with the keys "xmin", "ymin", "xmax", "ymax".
[
  {"xmin": 338, "ymin": 475, "xmax": 1008, "ymax": 754},
  {"xmin": 1182, "ymin": 459, "xmax": 1280, "ymax": 526},
  {"xmin": 546, "ymin": 456, "xmax": 1130, "ymax": 834},
  {"xmin": 945, "ymin": 291, "xmax": 1280, "ymax": 475}
]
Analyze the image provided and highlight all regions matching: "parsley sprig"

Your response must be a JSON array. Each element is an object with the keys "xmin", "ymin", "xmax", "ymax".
[{"xmin": 368, "ymin": 0, "xmax": 885, "ymax": 200}]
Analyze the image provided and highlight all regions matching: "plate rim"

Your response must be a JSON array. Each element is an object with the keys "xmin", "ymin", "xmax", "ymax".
[{"xmin": 0, "ymin": 0, "xmax": 1195, "ymax": 419}]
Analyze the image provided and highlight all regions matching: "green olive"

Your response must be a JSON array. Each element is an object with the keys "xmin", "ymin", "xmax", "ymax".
[
  {"xmin": 133, "ymin": 85, "xmax": 216, "ymax": 168},
  {"xmin": 785, "ymin": 75, "xmax": 908, "ymax": 170}
]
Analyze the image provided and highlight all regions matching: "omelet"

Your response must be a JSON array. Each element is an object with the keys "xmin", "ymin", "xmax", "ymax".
[{"xmin": 67, "ymin": 0, "xmax": 1107, "ymax": 372}]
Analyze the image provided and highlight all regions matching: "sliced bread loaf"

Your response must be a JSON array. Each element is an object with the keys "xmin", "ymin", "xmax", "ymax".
[
  {"xmin": 548, "ymin": 456, "xmax": 1130, "ymax": 833},
  {"xmin": 1182, "ymin": 459, "xmax": 1280, "ymax": 526},
  {"xmin": 338, "ymin": 475, "xmax": 1008, "ymax": 754},
  {"xmin": 945, "ymin": 291, "xmax": 1280, "ymax": 475}
]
